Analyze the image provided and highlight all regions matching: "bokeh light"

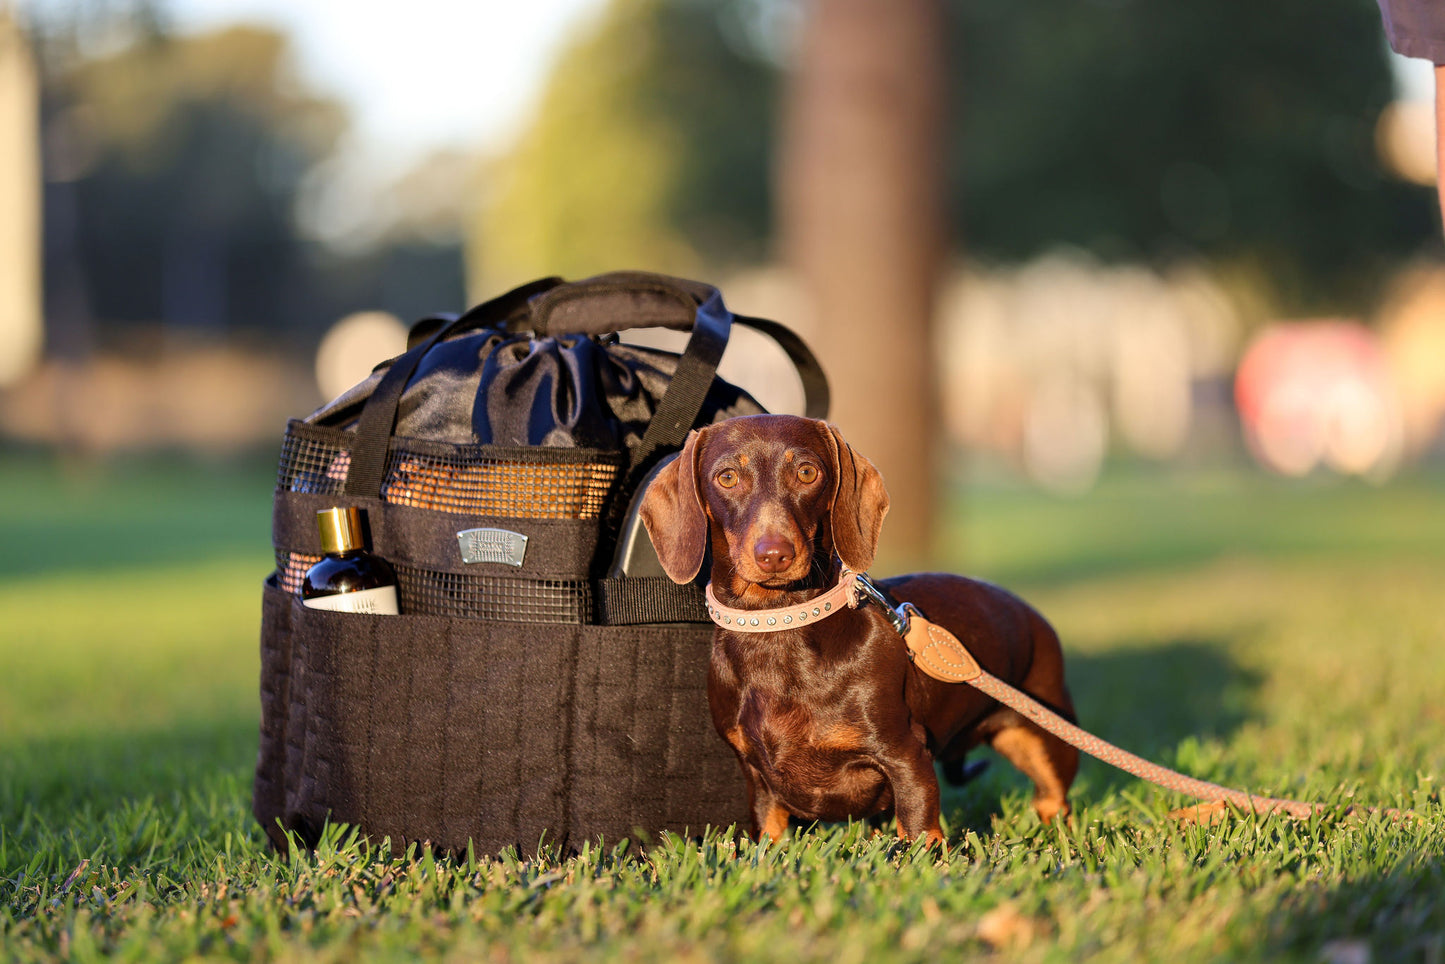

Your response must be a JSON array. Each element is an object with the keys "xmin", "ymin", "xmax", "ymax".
[
  {"xmin": 1236, "ymin": 321, "xmax": 1403, "ymax": 480},
  {"xmin": 1377, "ymin": 264, "xmax": 1445, "ymax": 455},
  {"xmin": 0, "ymin": 10, "xmax": 41, "ymax": 389},
  {"xmin": 1375, "ymin": 99, "xmax": 1437, "ymax": 186},
  {"xmin": 938, "ymin": 254, "xmax": 1239, "ymax": 489},
  {"xmin": 315, "ymin": 311, "xmax": 407, "ymax": 404}
]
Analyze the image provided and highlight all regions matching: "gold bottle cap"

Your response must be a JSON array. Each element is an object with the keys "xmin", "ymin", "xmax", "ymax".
[{"xmin": 317, "ymin": 506, "xmax": 365, "ymax": 554}]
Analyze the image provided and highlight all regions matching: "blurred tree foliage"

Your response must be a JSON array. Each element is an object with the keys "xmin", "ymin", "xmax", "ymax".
[
  {"xmin": 472, "ymin": 0, "xmax": 778, "ymax": 289},
  {"xmin": 40, "ymin": 17, "xmax": 343, "ymax": 343},
  {"xmin": 34, "ymin": 6, "xmax": 466, "ymax": 349},
  {"xmin": 476, "ymin": 0, "xmax": 1434, "ymax": 314},
  {"xmin": 950, "ymin": 0, "xmax": 1434, "ymax": 313}
]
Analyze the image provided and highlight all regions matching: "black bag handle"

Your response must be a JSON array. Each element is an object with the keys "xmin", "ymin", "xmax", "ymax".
[
  {"xmin": 522, "ymin": 271, "xmax": 717, "ymax": 336},
  {"xmin": 343, "ymin": 272, "xmax": 829, "ymax": 498},
  {"xmin": 404, "ymin": 273, "xmax": 709, "ymax": 346},
  {"xmin": 522, "ymin": 273, "xmax": 831, "ymax": 429},
  {"xmin": 404, "ymin": 275, "xmax": 565, "ymax": 349},
  {"xmin": 405, "ymin": 272, "xmax": 828, "ymax": 424}
]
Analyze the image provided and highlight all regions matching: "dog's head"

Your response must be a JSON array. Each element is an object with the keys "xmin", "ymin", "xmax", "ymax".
[{"xmin": 640, "ymin": 414, "xmax": 889, "ymax": 590}]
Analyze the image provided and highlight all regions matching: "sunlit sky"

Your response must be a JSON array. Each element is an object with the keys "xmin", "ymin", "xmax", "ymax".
[
  {"xmin": 20, "ymin": 0, "xmax": 611, "ymax": 179},
  {"xmin": 167, "ymin": 0, "xmax": 610, "ymax": 173},
  {"xmin": 169, "ymin": 2, "xmax": 1436, "ymax": 154},
  {"xmin": 159, "ymin": 0, "xmax": 1438, "ymax": 168},
  {"xmin": 19, "ymin": 0, "xmax": 1436, "ymax": 184}
]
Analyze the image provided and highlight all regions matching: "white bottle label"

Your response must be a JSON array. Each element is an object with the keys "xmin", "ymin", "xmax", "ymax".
[{"xmin": 302, "ymin": 586, "xmax": 400, "ymax": 615}]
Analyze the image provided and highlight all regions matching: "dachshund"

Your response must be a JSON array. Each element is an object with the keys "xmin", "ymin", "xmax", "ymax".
[{"xmin": 640, "ymin": 414, "xmax": 1078, "ymax": 845}]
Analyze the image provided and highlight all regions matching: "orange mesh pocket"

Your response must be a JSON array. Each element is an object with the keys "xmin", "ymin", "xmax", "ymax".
[
  {"xmin": 277, "ymin": 425, "xmax": 623, "ymax": 520},
  {"xmin": 278, "ymin": 551, "xmax": 324, "ymax": 594},
  {"xmin": 381, "ymin": 455, "xmax": 617, "ymax": 519}
]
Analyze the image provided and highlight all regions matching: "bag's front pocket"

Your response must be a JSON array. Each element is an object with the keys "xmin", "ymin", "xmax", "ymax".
[
  {"xmin": 254, "ymin": 592, "xmax": 748, "ymax": 857},
  {"xmin": 254, "ymin": 577, "xmax": 296, "ymax": 850},
  {"xmin": 569, "ymin": 624, "xmax": 749, "ymax": 842},
  {"xmin": 272, "ymin": 491, "xmax": 602, "ymax": 623},
  {"xmin": 274, "ymin": 596, "xmax": 574, "ymax": 855}
]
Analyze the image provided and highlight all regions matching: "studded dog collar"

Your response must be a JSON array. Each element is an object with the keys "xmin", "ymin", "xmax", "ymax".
[{"xmin": 703, "ymin": 570, "xmax": 861, "ymax": 632}]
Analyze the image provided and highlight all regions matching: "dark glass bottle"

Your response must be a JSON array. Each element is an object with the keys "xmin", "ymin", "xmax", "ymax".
[{"xmin": 300, "ymin": 507, "xmax": 400, "ymax": 615}]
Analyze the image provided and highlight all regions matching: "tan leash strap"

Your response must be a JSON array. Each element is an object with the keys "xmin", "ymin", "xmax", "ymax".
[
  {"xmin": 719, "ymin": 570, "xmax": 1413, "ymax": 822},
  {"xmin": 901, "ymin": 611, "xmax": 1412, "ymax": 822}
]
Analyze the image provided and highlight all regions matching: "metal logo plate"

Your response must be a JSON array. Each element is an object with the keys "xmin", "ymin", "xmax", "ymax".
[{"xmin": 457, "ymin": 527, "xmax": 528, "ymax": 567}]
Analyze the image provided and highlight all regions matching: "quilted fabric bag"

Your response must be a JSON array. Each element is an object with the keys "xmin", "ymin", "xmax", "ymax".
[{"xmin": 253, "ymin": 271, "xmax": 829, "ymax": 855}]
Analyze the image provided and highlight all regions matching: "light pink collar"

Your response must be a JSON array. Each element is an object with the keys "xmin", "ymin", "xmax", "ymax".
[{"xmin": 703, "ymin": 570, "xmax": 861, "ymax": 632}]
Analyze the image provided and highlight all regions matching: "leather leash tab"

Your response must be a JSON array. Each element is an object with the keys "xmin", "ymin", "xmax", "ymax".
[{"xmin": 904, "ymin": 616, "xmax": 983, "ymax": 683}]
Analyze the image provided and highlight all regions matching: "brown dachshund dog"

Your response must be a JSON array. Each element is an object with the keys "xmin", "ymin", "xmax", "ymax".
[{"xmin": 640, "ymin": 414, "xmax": 1078, "ymax": 845}]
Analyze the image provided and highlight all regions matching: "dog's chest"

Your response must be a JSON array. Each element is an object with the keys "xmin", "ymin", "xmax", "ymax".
[
  {"xmin": 727, "ymin": 689, "xmax": 891, "ymax": 818},
  {"xmin": 736, "ymin": 695, "xmax": 864, "ymax": 760}
]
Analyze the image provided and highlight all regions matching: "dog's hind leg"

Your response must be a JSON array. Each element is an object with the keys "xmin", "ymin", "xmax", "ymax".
[
  {"xmin": 986, "ymin": 712, "xmax": 1078, "ymax": 823},
  {"xmin": 940, "ymin": 757, "xmax": 990, "ymax": 787},
  {"xmin": 981, "ymin": 612, "xmax": 1080, "ymax": 823}
]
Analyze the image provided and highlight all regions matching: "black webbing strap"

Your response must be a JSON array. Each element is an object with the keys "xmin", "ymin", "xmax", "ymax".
[
  {"xmin": 408, "ymin": 276, "xmax": 565, "ymax": 349},
  {"xmin": 735, "ymin": 314, "xmax": 831, "ymax": 421},
  {"xmin": 342, "ymin": 341, "xmax": 426, "ymax": 498},
  {"xmin": 594, "ymin": 577, "xmax": 709, "ymax": 625},
  {"xmin": 626, "ymin": 290, "xmax": 732, "ymax": 475},
  {"xmin": 343, "ymin": 277, "xmax": 564, "ymax": 498},
  {"xmin": 403, "ymin": 313, "xmax": 457, "ymax": 352}
]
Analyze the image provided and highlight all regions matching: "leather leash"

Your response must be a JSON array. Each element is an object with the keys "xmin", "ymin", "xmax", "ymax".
[
  {"xmin": 707, "ymin": 569, "xmax": 1414, "ymax": 823},
  {"xmin": 852, "ymin": 573, "xmax": 1416, "ymax": 823}
]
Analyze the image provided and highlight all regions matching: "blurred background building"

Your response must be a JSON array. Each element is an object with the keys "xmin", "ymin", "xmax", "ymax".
[{"xmin": 2, "ymin": 0, "xmax": 1443, "ymax": 559}]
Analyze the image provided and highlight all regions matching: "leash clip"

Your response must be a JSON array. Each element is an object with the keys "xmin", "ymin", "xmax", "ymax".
[{"xmin": 852, "ymin": 572, "xmax": 922, "ymax": 639}]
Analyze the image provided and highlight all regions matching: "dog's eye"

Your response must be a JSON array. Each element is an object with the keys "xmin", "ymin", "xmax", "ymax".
[
  {"xmin": 797, "ymin": 463, "xmax": 819, "ymax": 484},
  {"xmin": 716, "ymin": 468, "xmax": 739, "ymax": 489}
]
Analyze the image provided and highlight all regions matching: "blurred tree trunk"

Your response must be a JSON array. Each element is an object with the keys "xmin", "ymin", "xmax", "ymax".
[{"xmin": 778, "ymin": 0, "xmax": 947, "ymax": 570}]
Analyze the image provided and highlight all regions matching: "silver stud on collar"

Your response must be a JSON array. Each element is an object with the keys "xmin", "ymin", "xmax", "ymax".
[{"xmin": 783, "ymin": 615, "xmax": 792, "ymax": 624}]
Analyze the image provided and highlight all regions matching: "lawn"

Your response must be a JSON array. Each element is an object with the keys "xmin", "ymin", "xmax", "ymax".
[{"xmin": 2, "ymin": 452, "xmax": 1443, "ymax": 962}]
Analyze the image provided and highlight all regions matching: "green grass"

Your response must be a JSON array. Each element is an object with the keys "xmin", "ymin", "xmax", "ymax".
[{"xmin": 2, "ymin": 453, "xmax": 1444, "ymax": 962}]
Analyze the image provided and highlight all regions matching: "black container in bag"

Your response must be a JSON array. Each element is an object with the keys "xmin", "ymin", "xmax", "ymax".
[{"xmin": 254, "ymin": 272, "xmax": 829, "ymax": 856}]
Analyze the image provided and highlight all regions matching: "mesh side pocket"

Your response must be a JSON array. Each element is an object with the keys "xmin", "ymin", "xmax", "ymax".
[
  {"xmin": 276, "ymin": 552, "xmax": 591, "ymax": 623},
  {"xmin": 276, "ymin": 430, "xmax": 351, "ymax": 496},
  {"xmin": 277, "ymin": 551, "xmax": 323, "ymax": 595},
  {"xmin": 382, "ymin": 454, "xmax": 617, "ymax": 519},
  {"xmin": 394, "ymin": 563, "xmax": 591, "ymax": 623},
  {"xmin": 276, "ymin": 424, "xmax": 623, "ymax": 520}
]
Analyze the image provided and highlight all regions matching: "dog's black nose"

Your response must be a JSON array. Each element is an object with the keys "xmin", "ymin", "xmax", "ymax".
[{"xmin": 754, "ymin": 536, "xmax": 795, "ymax": 574}]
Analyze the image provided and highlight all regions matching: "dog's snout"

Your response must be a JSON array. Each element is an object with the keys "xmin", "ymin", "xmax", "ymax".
[{"xmin": 753, "ymin": 535, "xmax": 795, "ymax": 574}]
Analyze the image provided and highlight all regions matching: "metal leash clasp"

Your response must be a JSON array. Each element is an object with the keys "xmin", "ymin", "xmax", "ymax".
[{"xmin": 852, "ymin": 572, "xmax": 922, "ymax": 639}]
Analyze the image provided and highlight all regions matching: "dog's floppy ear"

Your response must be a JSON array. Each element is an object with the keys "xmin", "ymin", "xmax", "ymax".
[
  {"xmin": 639, "ymin": 428, "xmax": 709, "ymax": 584},
  {"xmin": 822, "ymin": 422, "xmax": 890, "ymax": 573}
]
